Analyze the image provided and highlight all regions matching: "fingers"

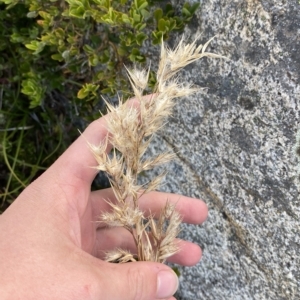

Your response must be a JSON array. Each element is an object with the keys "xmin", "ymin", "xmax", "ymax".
[
  {"xmin": 167, "ymin": 240, "xmax": 202, "ymax": 266},
  {"xmin": 94, "ymin": 258, "xmax": 178, "ymax": 300},
  {"xmin": 90, "ymin": 188, "xmax": 206, "ymax": 266},
  {"xmin": 138, "ymin": 191, "xmax": 208, "ymax": 224},
  {"xmin": 95, "ymin": 226, "xmax": 202, "ymax": 266},
  {"xmin": 91, "ymin": 188, "xmax": 208, "ymax": 225}
]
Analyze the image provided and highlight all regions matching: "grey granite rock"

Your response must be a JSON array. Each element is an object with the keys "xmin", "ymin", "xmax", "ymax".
[{"xmin": 143, "ymin": 0, "xmax": 300, "ymax": 299}]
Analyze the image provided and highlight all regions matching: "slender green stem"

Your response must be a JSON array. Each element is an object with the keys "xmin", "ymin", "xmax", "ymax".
[
  {"xmin": 2, "ymin": 119, "xmax": 27, "ymax": 204},
  {"xmin": 0, "ymin": 185, "xmax": 23, "ymax": 200},
  {"xmin": 65, "ymin": 79, "xmax": 82, "ymax": 87},
  {"xmin": 42, "ymin": 127, "xmax": 63, "ymax": 163},
  {"xmin": 6, "ymin": 154, "xmax": 47, "ymax": 170}
]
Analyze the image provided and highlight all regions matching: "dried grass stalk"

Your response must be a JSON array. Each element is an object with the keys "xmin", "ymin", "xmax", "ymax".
[{"xmin": 91, "ymin": 36, "xmax": 223, "ymax": 263}]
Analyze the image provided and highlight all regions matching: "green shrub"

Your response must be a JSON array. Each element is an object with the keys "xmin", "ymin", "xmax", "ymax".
[{"xmin": 0, "ymin": 0, "xmax": 199, "ymax": 211}]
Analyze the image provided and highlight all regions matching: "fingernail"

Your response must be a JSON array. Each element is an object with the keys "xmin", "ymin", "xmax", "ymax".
[{"xmin": 156, "ymin": 270, "xmax": 179, "ymax": 299}]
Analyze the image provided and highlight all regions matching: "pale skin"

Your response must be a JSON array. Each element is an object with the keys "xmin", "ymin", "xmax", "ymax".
[{"xmin": 0, "ymin": 101, "xmax": 208, "ymax": 300}]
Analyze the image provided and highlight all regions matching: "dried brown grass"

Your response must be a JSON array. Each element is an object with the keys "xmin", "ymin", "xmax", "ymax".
[{"xmin": 90, "ymin": 36, "xmax": 224, "ymax": 263}]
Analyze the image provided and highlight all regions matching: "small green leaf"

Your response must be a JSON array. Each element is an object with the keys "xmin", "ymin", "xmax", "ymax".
[
  {"xmin": 122, "ymin": 13, "xmax": 131, "ymax": 24},
  {"xmin": 1, "ymin": 0, "xmax": 18, "ymax": 8},
  {"xmin": 88, "ymin": 54, "xmax": 99, "ymax": 66},
  {"xmin": 27, "ymin": 11, "xmax": 38, "ymax": 18},
  {"xmin": 101, "ymin": 87, "xmax": 113, "ymax": 94},
  {"xmin": 83, "ymin": 44, "xmax": 95, "ymax": 55},
  {"xmin": 135, "ymin": 23, "xmax": 146, "ymax": 31},
  {"xmin": 129, "ymin": 48, "xmax": 145, "ymax": 62},
  {"xmin": 99, "ymin": 50, "xmax": 110, "ymax": 63},
  {"xmin": 158, "ymin": 18, "xmax": 166, "ymax": 32},
  {"xmin": 39, "ymin": 11, "xmax": 51, "ymax": 20},
  {"xmin": 186, "ymin": 2, "xmax": 200, "ymax": 15},
  {"xmin": 107, "ymin": 61, "xmax": 115, "ymax": 70},
  {"xmin": 25, "ymin": 41, "xmax": 46, "ymax": 55},
  {"xmin": 152, "ymin": 30, "xmax": 164, "ymax": 45},
  {"xmin": 137, "ymin": 0, "xmax": 148, "ymax": 10},
  {"xmin": 62, "ymin": 50, "xmax": 70, "ymax": 60},
  {"xmin": 136, "ymin": 32, "xmax": 147, "ymax": 45},
  {"xmin": 154, "ymin": 8, "xmax": 163, "ymax": 22},
  {"xmin": 51, "ymin": 53, "xmax": 63, "ymax": 61},
  {"xmin": 77, "ymin": 88, "xmax": 89, "ymax": 99},
  {"xmin": 132, "ymin": 10, "xmax": 141, "ymax": 23},
  {"xmin": 67, "ymin": 35, "xmax": 77, "ymax": 44},
  {"xmin": 54, "ymin": 28, "xmax": 65, "ymax": 39},
  {"xmin": 96, "ymin": 71, "xmax": 105, "ymax": 81},
  {"xmin": 182, "ymin": 7, "xmax": 191, "ymax": 17},
  {"xmin": 25, "ymin": 43, "xmax": 37, "ymax": 51},
  {"xmin": 0, "ymin": 0, "xmax": 15, "ymax": 4},
  {"xmin": 77, "ymin": 83, "xmax": 99, "ymax": 99},
  {"xmin": 10, "ymin": 32, "xmax": 25, "ymax": 43}
]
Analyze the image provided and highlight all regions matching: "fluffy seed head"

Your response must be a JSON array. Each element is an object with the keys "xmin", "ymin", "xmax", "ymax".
[{"xmin": 90, "ymin": 36, "xmax": 223, "ymax": 263}]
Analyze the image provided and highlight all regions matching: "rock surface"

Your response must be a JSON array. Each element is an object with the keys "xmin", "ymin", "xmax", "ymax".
[{"xmin": 146, "ymin": 0, "xmax": 300, "ymax": 299}]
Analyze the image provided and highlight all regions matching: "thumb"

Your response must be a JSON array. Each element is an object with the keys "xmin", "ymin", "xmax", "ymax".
[{"xmin": 97, "ymin": 261, "xmax": 179, "ymax": 300}]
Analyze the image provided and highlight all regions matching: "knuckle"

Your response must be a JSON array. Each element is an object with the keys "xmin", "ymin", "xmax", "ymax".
[{"xmin": 127, "ymin": 267, "xmax": 148, "ymax": 300}]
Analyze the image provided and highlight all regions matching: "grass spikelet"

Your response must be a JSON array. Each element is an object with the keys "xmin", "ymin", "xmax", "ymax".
[
  {"xmin": 91, "ymin": 36, "xmax": 223, "ymax": 263},
  {"xmin": 105, "ymin": 249, "xmax": 137, "ymax": 263}
]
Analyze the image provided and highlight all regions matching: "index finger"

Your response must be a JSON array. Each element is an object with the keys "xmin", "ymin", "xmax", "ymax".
[{"xmin": 91, "ymin": 189, "xmax": 208, "ymax": 225}]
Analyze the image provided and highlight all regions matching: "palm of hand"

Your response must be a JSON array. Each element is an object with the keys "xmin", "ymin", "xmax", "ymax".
[{"xmin": 0, "ymin": 116, "xmax": 208, "ymax": 300}]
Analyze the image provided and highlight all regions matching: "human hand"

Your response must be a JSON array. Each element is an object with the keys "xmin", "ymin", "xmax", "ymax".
[{"xmin": 0, "ymin": 103, "xmax": 208, "ymax": 300}]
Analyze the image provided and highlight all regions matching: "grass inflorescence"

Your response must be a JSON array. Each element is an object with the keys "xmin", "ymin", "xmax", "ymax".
[{"xmin": 90, "ymin": 37, "xmax": 224, "ymax": 263}]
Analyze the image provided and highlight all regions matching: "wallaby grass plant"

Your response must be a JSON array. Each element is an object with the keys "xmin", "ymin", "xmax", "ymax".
[
  {"xmin": 91, "ymin": 37, "xmax": 224, "ymax": 263},
  {"xmin": 0, "ymin": 0, "xmax": 199, "ymax": 211}
]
